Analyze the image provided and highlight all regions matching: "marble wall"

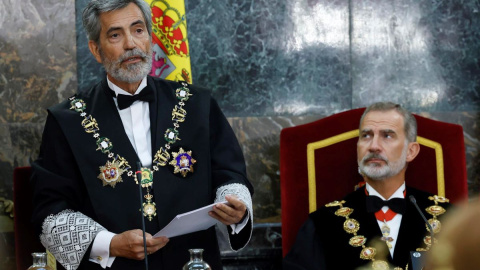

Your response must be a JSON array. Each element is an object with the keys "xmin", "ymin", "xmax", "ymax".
[
  {"xmin": 0, "ymin": 0, "xmax": 77, "ymax": 268},
  {"xmin": 1, "ymin": 0, "xmax": 480, "ymax": 269}
]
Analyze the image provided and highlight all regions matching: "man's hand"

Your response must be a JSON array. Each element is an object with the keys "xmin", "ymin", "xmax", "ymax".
[
  {"xmin": 110, "ymin": 229, "xmax": 169, "ymax": 260},
  {"xmin": 209, "ymin": 195, "xmax": 247, "ymax": 225}
]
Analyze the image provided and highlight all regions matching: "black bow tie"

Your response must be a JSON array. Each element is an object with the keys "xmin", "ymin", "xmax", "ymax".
[
  {"xmin": 113, "ymin": 87, "xmax": 154, "ymax": 110},
  {"xmin": 366, "ymin": 196, "xmax": 406, "ymax": 214}
]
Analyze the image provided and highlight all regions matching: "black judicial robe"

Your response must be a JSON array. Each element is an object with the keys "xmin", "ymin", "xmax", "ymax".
[
  {"xmin": 31, "ymin": 76, "xmax": 253, "ymax": 270},
  {"xmin": 283, "ymin": 186, "xmax": 447, "ymax": 270}
]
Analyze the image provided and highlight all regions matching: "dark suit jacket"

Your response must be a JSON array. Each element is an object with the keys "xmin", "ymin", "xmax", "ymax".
[
  {"xmin": 31, "ymin": 77, "xmax": 253, "ymax": 270},
  {"xmin": 283, "ymin": 186, "xmax": 447, "ymax": 270}
]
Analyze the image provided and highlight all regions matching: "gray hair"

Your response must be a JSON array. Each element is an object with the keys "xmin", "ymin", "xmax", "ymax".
[
  {"xmin": 359, "ymin": 102, "xmax": 417, "ymax": 142},
  {"xmin": 82, "ymin": 0, "xmax": 152, "ymax": 44}
]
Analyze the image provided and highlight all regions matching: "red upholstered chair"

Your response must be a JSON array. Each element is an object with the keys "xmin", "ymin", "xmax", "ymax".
[
  {"xmin": 13, "ymin": 166, "xmax": 45, "ymax": 270},
  {"xmin": 280, "ymin": 108, "xmax": 468, "ymax": 256}
]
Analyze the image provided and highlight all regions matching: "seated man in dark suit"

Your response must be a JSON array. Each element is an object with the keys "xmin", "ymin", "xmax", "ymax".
[{"xmin": 283, "ymin": 102, "xmax": 450, "ymax": 270}]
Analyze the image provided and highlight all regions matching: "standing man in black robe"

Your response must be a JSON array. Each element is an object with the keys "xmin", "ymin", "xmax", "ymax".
[
  {"xmin": 283, "ymin": 102, "xmax": 449, "ymax": 270},
  {"xmin": 31, "ymin": 1, "xmax": 254, "ymax": 269}
]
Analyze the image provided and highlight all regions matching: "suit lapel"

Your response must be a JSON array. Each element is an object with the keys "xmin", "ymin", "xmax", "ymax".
[
  {"xmin": 149, "ymin": 78, "xmax": 177, "ymax": 155},
  {"xmin": 147, "ymin": 77, "xmax": 159, "ymax": 154},
  {"xmin": 88, "ymin": 78, "xmax": 141, "ymax": 168}
]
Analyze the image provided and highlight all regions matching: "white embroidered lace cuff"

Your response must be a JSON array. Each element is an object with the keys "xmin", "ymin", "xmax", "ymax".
[
  {"xmin": 215, "ymin": 183, "xmax": 253, "ymax": 235},
  {"xmin": 40, "ymin": 210, "xmax": 106, "ymax": 270}
]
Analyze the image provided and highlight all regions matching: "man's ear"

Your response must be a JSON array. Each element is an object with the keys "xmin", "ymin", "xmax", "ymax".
[
  {"xmin": 406, "ymin": 142, "xmax": 420, "ymax": 162},
  {"xmin": 88, "ymin": 40, "xmax": 102, "ymax": 64}
]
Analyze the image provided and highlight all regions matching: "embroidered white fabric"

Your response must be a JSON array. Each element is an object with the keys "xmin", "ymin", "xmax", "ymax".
[
  {"xmin": 40, "ymin": 210, "xmax": 105, "ymax": 270},
  {"xmin": 215, "ymin": 183, "xmax": 253, "ymax": 250}
]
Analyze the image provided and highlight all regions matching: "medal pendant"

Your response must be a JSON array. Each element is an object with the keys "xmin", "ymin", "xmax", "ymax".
[
  {"xmin": 360, "ymin": 247, "xmax": 376, "ymax": 260},
  {"xmin": 142, "ymin": 193, "xmax": 157, "ymax": 221},
  {"xmin": 176, "ymin": 86, "xmax": 192, "ymax": 101},
  {"xmin": 335, "ymin": 207, "xmax": 354, "ymax": 218},
  {"xmin": 427, "ymin": 218, "xmax": 442, "ymax": 234},
  {"xmin": 164, "ymin": 128, "xmax": 180, "ymax": 144},
  {"xmin": 380, "ymin": 223, "xmax": 394, "ymax": 249},
  {"xmin": 426, "ymin": 205, "xmax": 446, "ymax": 217},
  {"xmin": 381, "ymin": 224, "xmax": 390, "ymax": 235},
  {"xmin": 98, "ymin": 160, "xmax": 124, "ymax": 187},
  {"xmin": 140, "ymin": 168, "xmax": 154, "ymax": 188},
  {"xmin": 170, "ymin": 148, "xmax": 196, "ymax": 177},
  {"xmin": 96, "ymin": 137, "xmax": 113, "ymax": 153},
  {"xmin": 70, "ymin": 99, "xmax": 86, "ymax": 112},
  {"xmin": 343, "ymin": 218, "xmax": 360, "ymax": 234},
  {"xmin": 349, "ymin": 235, "xmax": 367, "ymax": 247},
  {"xmin": 325, "ymin": 200, "xmax": 345, "ymax": 208},
  {"xmin": 428, "ymin": 195, "xmax": 450, "ymax": 204}
]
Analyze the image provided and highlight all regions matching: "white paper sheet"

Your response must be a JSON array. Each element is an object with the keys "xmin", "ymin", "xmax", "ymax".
[{"xmin": 153, "ymin": 201, "xmax": 227, "ymax": 238}]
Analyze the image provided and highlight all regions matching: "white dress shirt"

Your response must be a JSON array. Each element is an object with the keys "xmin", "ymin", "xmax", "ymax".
[{"xmin": 366, "ymin": 182, "xmax": 406, "ymax": 258}]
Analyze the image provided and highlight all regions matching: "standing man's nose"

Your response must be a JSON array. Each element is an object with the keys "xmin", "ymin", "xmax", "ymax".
[{"xmin": 124, "ymin": 33, "xmax": 136, "ymax": 50}]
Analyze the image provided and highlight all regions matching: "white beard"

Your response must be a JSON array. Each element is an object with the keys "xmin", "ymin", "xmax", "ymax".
[
  {"xmin": 101, "ymin": 47, "xmax": 152, "ymax": 83},
  {"xmin": 358, "ymin": 142, "xmax": 408, "ymax": 181}
]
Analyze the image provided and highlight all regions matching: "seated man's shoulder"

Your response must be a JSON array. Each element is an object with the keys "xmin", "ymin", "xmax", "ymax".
[
  {"xmin": 309, "ymin": 187, "xmax": 364, "ymax": 224},
  {"xmin": 406, "ymin": 186, "xmax": 450, "ymax": 205},
  {"xmin": 407, "ymin": 185, "xmax": 434, "ymax": 195}
]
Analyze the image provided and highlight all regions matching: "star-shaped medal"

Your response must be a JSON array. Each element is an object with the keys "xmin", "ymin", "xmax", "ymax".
[
  {"xmin": 98, "ymin": 160, "xmax": 124, "ymax": 187},
  {"xmin": 169, "ymin": 148, "xmax": 196, "ymax": 177}
]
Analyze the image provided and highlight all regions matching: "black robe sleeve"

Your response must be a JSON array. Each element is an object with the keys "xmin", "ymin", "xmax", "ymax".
[
  {"xmin": 209, "ymin": 97, "xmax": 253, "ymax": 193},
  {"xmin": 31, "ymin": 111, "xmax": 96, "ymax": 269},
  {"xmin": 208, "ymin": 97, "xmax": 254, "ymax": 250},
  {"xmin": 31, "ymin": 111, "xmax": 90, "ymax": 235}
]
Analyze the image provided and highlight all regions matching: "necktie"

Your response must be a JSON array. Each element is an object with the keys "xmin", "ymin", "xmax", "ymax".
[
  {"xmin": 366, "ymin": 196, "xmax": 406, "ymax": 215},
  {"xmin": 114, "ymin": 87, "xmax": 154, "ymax": 110}
]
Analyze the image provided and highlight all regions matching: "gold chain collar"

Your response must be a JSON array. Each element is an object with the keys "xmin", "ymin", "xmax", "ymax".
[
  {"xmin": 68, "ymin": 81, "xmax": 195, "ymax": 220},
  {"xmin": 325, "ymin": 194, "xmax": 449, "ymax": 270}
]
